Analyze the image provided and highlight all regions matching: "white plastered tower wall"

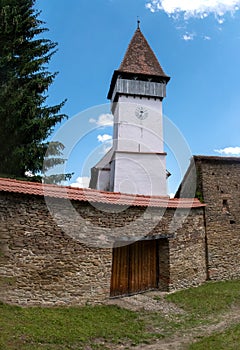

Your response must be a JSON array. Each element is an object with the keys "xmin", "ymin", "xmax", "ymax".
[
  {"xmin": 109, "ymin": 91, "xmax": 167, "ymax": 196},
  {"xmin": 90, "ymin": 26, "xmax": 170, "ymax": 196},
  {"xmin": 113, "ymin": 95, "xmax": 164, "ymax": 153}
]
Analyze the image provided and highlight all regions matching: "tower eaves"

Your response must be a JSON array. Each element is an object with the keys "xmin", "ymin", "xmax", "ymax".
[{"xmin": 107, "ymin": 27, "xmax": 170, "ymax": 100}]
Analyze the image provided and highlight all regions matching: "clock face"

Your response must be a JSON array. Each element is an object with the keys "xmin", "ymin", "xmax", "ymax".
[{"xmin": 135, "ymin": 106, "xmax": 148, "ymax": 120}]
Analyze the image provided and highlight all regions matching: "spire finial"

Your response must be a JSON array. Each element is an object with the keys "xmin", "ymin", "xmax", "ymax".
[{"xmin": 137, "ymin": 17, "xmax": 140, "ymax": 29}]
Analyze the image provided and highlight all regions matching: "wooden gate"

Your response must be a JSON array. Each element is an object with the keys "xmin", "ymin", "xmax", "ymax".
[{"xmin": 110, "ymin": 240, "xmax": 159, "ymax": 297}]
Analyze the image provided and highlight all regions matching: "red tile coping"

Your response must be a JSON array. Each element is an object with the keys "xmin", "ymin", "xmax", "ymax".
[{"xmin": 0, "ymin": 177, "xmax": 205, "ymax": 208}]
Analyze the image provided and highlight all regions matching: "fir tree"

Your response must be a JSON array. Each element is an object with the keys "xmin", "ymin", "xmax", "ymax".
[{"xmin": 0, "ymin": 0, "xmax": 71, "ymax": 182}]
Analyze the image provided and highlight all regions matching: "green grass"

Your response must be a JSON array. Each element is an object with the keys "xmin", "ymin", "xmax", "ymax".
[
  {"xmin": 0, "ymin": 303, "xmax": 162, "ymax": 349},
  {"xmin": 0, "ymin": 280, "xmax": 240, "ymax": 349},
  {"xmin": 166, "ymin": 280, "xmax": 240, "ymax": 317},
  {"xmin": 165, "ymin": 280, "xmax": 240, "ymax": 348},
  {"xmin": 188, "ymin": 323, "xmax": 240, "ymax": 350}
]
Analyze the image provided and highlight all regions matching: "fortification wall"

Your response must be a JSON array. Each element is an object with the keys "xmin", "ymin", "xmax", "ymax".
[
  {"xmin": 176, "ymin": 157, "xmax": 240, "ymax": 282},
  {"xmin": 199, "ymin": 159, "xmax": 240, "ymax": 280},
  {"xmin": 0, "ymin": 193, "xmax": 112, "ymax": 306},
  {"xmin": 168, "ymin": 208, "xmax": 207, "ymax": 291},
  {"xmin": 0, "ymin": 192, "xmax": 206, "ymax": 305}
]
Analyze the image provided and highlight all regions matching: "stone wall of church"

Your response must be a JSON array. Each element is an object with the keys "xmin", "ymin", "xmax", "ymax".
[
  {"xmin": 0, "ymin": 193, "xmax": 113, "ymax": 306},
  {"xmin": 197, "ymin": 158, "xmax": 240, "ymax": 281},
  {"xmin": 177, "ymin": 157, "xmax": 240, "ymax": 282},
  {"xmin": 0, "ymin": 191, "xmax": 206, "ymax": 306},
  {"xmin": 168, "ymin": 208, "xmax": 207, "ymax": 291},
  {"xmin": 157, "ymin": 208, "xmax": 207, "ymax": 292}
]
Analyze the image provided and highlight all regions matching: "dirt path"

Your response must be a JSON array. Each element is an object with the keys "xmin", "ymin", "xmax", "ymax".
[
  {"xmin": 106, "ymin": 291, "xmax": 185, "ymax": 315},
  {"xmin": 134, "ymin": 307, "xmax": 240, "ymax": 349},
  {"xmin": 107, "ymin": 292, "xmax": 240, "ymax": 350}
]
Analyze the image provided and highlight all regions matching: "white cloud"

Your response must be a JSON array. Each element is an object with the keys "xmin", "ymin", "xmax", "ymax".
[
  {"xmin": 217, "ymin": 17, "xmax": 225, "ymax": 24},
  {"xmin": 182, "ymin": 32, "xmax": 195, "ymax": 41},
  {"xmin": 146, "ymin": 0, "xmax": 240, "ymax": 20},
  {"xmin": 97, "ymin": 134, "xmax": 112, "ymax": 143},
  {"xmin": 97, "ymin": 134, "xmax": 113, "ymax": 154},
  {"xmin": 89, "ymin": 113, "xmax": 113, "ymax": 127},
  {"xmin": 70, "ymin": 176, "xmax": 90, "ymax": 188},
  {"xmin": 204, "ymin": 35, "xmax": 211, "ymax": 40},
  {"xmin": 214, "ymin": 146, "xmax": 240, "ymax": 155}
]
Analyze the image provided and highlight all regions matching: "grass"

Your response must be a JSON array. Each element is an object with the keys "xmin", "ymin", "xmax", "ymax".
[
  {"xmin": 166, "ymin": 280, "xmax": 240, "ymax": 317},
  {"xmin": 188, "ymin": 323, "xmax": 240, "ymax": 350},
  {"xmin": 0, "ymin": 280, "xmax": 240, "ymax": 349},
  {"xmin": 0, "ymin": 303, "xmax": 162, "ymax": 349},
  {"xmin": 165, "ymin": 280, "xmax": 240, "ymax": 349},
  {"xmin": 142, "ymin": 280, "xmax": 240, "ymax": 334}
]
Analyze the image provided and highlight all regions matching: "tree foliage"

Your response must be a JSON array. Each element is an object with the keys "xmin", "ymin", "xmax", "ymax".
[{"xmin": 0, "ymin": 0, "xmax": 71, "ymax": 182}]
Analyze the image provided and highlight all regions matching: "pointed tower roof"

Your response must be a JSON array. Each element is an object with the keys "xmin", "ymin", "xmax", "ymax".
[
  {"xmin": 118, "ymin": 28, "xmax": 168, "ymax": 77},
  {"xmin": 107, "ymin": 27, "xmax": 170, "ymax": 100}
]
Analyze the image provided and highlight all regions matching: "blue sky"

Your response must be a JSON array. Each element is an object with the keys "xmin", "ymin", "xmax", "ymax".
[{"xmin": 35, "ymin": 0, "xmax": 240, "ymax": 194}]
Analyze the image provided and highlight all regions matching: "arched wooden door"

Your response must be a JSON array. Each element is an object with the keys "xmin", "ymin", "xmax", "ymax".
[{"xmin": 110, "ymin": 239, "xmax": 159, "ymax": 297}]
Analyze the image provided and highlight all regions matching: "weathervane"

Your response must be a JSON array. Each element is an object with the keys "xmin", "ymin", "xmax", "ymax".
[{"xmin": 137, "ymin": 16, "xmax": 140, "ymax": 29}]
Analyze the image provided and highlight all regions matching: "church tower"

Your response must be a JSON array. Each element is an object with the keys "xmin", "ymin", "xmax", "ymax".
[{"xmin": 90, "ymin": 25, "xmax": 170, "ymax": 196}]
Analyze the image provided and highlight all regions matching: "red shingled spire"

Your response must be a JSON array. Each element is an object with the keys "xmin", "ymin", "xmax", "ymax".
[
  {"xmin": 118, "ymin": 28, "xmax": 168, "ymax": 78},
  {"xmin": 107, "ymin": 26, "xmax": 170, "ymax": 100}
]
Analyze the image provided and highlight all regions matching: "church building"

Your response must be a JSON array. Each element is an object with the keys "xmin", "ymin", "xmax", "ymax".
[
  {"xmin": 90, "ymin": 25, "xmax": 170, "ymax": 196},
  {"xmin": 0, "ymin": 25, "xmax": 240, "ymax": 306}
]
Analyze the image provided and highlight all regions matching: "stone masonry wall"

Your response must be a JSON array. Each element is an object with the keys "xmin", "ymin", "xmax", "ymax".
[
  {"xmin": 199, "ymin": 159, "xmax": 240, "ymax": 280},
  {"xmin": 0, "ymin": 193, "xmax": 112, "ymax": 306},
  {"xmin": 168, "ymin": 208, "xmax": 207, "ymax": 291},
  {"xmin": 0, "ymin": 191, "xmax": 206, "ymax": 305},
  {"xmin": 176, "ymin": 157, "xmax": 240, "ymax": 282},
  {"xmin": 156, "ymin": 208, "xmax": 207, "ymax": 292}
]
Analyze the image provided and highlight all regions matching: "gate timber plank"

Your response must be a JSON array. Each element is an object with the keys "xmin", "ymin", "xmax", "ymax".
[{"xmin": 111, "ymin": 240, "xmax": 158, "ymax": 297}]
